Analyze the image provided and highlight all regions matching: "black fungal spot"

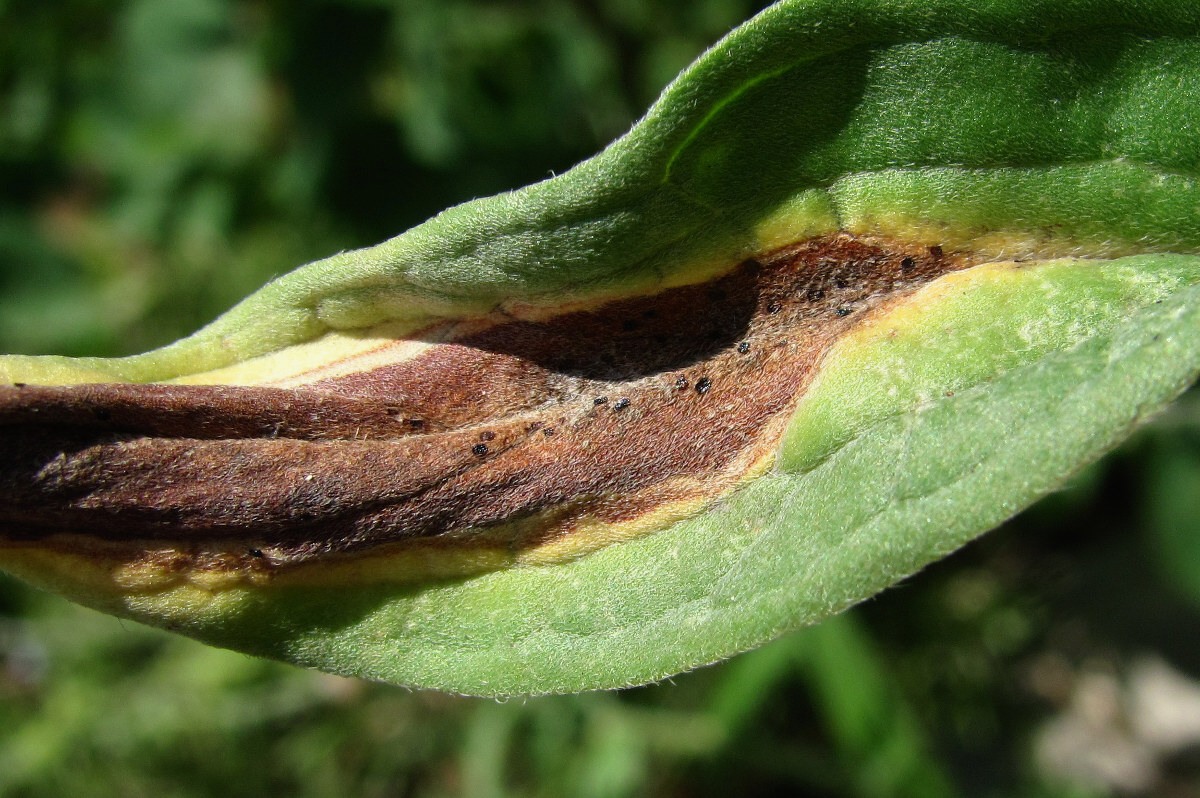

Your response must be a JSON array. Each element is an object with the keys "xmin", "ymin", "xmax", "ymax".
[
  {"xmin": 806, "ymin": 288, "xmax": 826, "ymax": 302},
  {"xmin": 929, "ymin": 245, "xmax": 944, "ymax": 258},
  {"xmin": 406, "ymin": 418, "xmax": 425, "ymax": 430},
  {"xmin": 249, "ymin": 548, "xmax": 265, "ymax": 558},
  {"xmin": 472, "ymin": 443, "xmax": 489, "ymax": 456},
  {"xmin": 527, "ymin": 420, "xmax": 544, "ymax": 433},
  {"xmin": 836, "ymin": 306, "xmax": 853, "ymax": 317},
  {"xmin": 766, "ymin": 301, "xmax": 782, "ymax": 314},
  {"xmin": 834, "ymin": 277, "xmax": 849, "ymax": 289},
  {"xmin": 543, "ymin": 427, "xmax": 556, "ymax": 437},
  {"xmin": 674, "ymin": 376, "xmax": 689, "ymax": 390},
  {"xmin": 479, "ymin": 430, "xmax": 496, "ymax": 442},
  {"xmin": 737, "ymin": 342, "xmax": 751, "ymax": 354},
  {"xmin": 12, "ymin": 382, "xmax": 26, "ymax": 388},
  {"xmin": 593, "ymin": 396, "xmax": 608, "ymax": 406},
  {"xmin": 900, "ymin": 257, "xmax": 916, "ymax": 272},
  {"xmin": 613, "ymin": 398, "xmax": 631, "ymax": 411},
  {"xmin": 695, "ymin": 377, "xmax": 712, "ymax": 395}
]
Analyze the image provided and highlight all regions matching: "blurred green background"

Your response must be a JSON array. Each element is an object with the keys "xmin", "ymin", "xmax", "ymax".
[{"xmin": 3, "ymin": 1, "xmax": 1200, "ymax": 795}]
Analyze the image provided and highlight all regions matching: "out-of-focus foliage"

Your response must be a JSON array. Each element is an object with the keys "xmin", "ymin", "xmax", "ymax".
[
  {"xmin": 0, "ymin": 0, "xmax": 763, "ymax": 358},
  {"xmin": 2, "ymin": 1, "xmax": 1200, "ymax": 795}
]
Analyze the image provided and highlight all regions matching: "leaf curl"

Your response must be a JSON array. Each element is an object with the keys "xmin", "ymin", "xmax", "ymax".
[{"xmin": 2, "ymin": 0, "xmax": 1200, "ymax": 694}]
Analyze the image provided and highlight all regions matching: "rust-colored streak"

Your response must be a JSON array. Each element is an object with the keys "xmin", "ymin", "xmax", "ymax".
[{"xmin": 0, "ymin": 235, "xmax": 967, "ymax": 575}]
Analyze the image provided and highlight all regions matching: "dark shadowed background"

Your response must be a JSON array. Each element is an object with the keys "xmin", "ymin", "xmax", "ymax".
[{"xmin": 3, "ymin": 2, "xmax": 1200, "ymax": 796}]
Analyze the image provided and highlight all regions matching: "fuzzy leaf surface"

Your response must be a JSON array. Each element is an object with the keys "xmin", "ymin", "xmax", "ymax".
[{"xmin": 2, "ymin": 0, "xmax": 1199, "ymax": 694}]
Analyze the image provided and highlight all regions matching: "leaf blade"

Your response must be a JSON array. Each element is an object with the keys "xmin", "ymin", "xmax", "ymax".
[
  {"xmin": 56, "ymin": 255, "xmax": 1194, "ymax": 696},
  {"xmin": 3, "ymin": 0, "xmax": 1200, "ymax": 694}
]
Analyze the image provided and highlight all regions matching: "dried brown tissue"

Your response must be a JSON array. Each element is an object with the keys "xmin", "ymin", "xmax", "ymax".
[{"xmin": 0, "ymin": 234, "xmax": 970, "ymax": 589}]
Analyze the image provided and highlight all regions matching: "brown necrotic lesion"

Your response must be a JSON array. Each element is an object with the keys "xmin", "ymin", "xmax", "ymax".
[{"xmin": 0, "ymin": 235, "xmax": 965, "ymax": 579}]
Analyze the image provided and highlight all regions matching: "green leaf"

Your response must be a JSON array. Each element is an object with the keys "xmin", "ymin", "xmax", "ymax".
[{"xmin": 3, "ymin": 0, "xmax": 1200, "ymax": 695}]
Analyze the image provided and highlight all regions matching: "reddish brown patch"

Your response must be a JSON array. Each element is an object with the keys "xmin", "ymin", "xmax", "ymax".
[{"xmin": 0, "ymin": 235, "xmax": 967, "ymax": 573}]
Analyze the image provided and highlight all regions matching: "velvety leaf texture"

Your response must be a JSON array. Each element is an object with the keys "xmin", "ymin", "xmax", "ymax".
[{"xmin": 2, "ymin": 0, "xmax": 1199, "ymax": 695}]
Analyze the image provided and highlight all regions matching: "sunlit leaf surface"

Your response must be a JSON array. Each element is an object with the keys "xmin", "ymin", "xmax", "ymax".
[{"xmin": 2, "ymin": 0, "xmax": 1199, "ymax": 695}]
